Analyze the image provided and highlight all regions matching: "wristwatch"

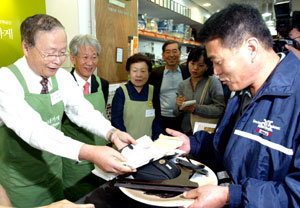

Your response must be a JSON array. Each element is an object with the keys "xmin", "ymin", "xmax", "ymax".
[{"xmin": 108, "ymin": 128, "xmax": 117, "ymax": 143}]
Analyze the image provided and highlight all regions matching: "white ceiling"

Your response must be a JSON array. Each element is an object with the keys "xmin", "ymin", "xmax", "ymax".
[
  {"xmin": 192, "ymin": 0, "xmax": 287, "ymax": 15},
  {"xmin": 192, "ymin": 0, "xmax": 290, "ymax": 35}
]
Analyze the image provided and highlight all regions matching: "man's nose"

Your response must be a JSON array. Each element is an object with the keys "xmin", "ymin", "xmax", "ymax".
[{"xmin": 214, "ymin": 66, "xmax": 222, "ymax": 75}]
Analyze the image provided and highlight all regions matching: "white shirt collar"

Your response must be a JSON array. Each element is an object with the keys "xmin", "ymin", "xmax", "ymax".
[
  {"xmin": 16, "ymin": 56, "xmax": 53, "ymax": 92},
  {"xmin": 73, "ymin": 70, "xmax": 91, "ymax": 91},
  {"xmin": 164, "ymin": 66, "xmax": 181, "ymax": 74}
]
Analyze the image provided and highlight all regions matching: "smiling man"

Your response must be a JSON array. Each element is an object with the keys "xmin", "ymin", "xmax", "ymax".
[
  {"xmin": 61, "ymin": 34, "xmax": 109, "ymax": 201},
  {"xmin": 167, "ymin": 3, "xmax": 300, "ymax": 208},
  {"xmin": 148, "ymin": 41, "xmax": 190, "ymax": 133},
  {"xmin": 0, "ymin": 14, "xmax": 136, "ymax": 207}
]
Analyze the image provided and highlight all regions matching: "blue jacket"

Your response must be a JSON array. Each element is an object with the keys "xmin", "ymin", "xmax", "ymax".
[{"xmin": 190, "ymin": 51, "xmax": 300, "ymax": 208}]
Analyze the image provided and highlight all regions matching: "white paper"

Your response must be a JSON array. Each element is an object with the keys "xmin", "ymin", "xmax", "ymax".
[
  {"xmin": 193, "ymin": 122, "xmax": 217, "ymax": 134},
  {"xmin": 180, "ymin": 100, "xmax": 196, "ymax": 110},
  {"xmin": 50, "ymin": 90, "xmax": 62, "ymax": 105},
  {"xmin": 93, "ymin": 135, "xmax": 184, "ymax": 181}
]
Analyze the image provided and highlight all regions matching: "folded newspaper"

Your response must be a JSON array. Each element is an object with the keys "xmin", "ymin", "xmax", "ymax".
[
  {"xmin": 92, "ymin": 134, "xmax": 184, "ymax": 181},
  {"xmin": 179, "ymin": 100, "xmax": 196, "ymax": 110}
]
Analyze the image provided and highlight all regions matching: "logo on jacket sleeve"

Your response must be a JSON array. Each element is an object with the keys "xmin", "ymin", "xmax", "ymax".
[{"xmin": 253, "ymin": 119, "xmax": 280, "ymax": 136}]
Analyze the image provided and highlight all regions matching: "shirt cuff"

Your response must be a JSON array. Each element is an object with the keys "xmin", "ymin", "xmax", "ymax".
[{"xmin": 229, "ymin": 184, "xmax": 242, "ymax": 208}]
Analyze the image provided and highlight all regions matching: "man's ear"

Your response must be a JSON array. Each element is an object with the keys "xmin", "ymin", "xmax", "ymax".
[
  {"xmin": 247, "ymin": 37, "xmax": 259, "ymax": 63},
  {"xmin": 22, "ymin": 40, "xmax": 29, "ymax": 56},
  {"xmin": 70, "ymin": 54, "xmax": 76, "ymax": 65}
]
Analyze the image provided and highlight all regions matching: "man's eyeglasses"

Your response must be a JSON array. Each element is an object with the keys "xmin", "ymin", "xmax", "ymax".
[{"xmin": 35, "ymin": 47, "xmax": 68, "ymax": 60}]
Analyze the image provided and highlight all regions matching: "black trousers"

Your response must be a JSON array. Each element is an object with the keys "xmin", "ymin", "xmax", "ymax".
[{"xmin": 161, "ymin": 115, "xmax": 182, "ymax": 134}]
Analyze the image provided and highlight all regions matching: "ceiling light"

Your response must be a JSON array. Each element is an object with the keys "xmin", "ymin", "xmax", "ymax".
[{"xmin": 203, "ymin": 3, "xmax": 211, "ymax": 7}]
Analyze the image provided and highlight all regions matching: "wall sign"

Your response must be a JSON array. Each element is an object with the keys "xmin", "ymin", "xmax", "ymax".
[
  {"xmin": 109, "ymin": 0, "xmax": 125, "ymax": 8},
  {"xmin": 116, "ymin": 47, "xmax": 123, "ymax": 63}
]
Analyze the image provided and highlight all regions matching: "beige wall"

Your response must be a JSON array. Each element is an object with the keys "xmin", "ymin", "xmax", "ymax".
[{"xmin": 45, "ymin": 0, "xmax": 79, "ymax": 70}]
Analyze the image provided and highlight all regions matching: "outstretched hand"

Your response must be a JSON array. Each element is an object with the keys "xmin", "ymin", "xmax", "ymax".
[
  {"xmin": 79, "ymin": 144, "xmax": 136, "ymax": 174},
  {"xmin": 166, "ymin": 128, "xmax": 191, "ymax": 154},
  {"xmin": 111, "ymin": 130, "xmax": 137, "ymax": 150},
  {"xmin": 39, "ymin": 199, "xmax": 95, "ymax": 208},
  {"xmin": 183, "ymin": 185, "xmax": 229, "ymax": 208}
]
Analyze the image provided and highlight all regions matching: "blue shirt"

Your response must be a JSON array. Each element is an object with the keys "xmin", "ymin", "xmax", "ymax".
[
  {"xmin": 111, "ymin": 81, "xmax": 163, "ymax": 140},
  {"xmin": 160, "ymin": 67, "xmax": 183, "ymax": 117}
]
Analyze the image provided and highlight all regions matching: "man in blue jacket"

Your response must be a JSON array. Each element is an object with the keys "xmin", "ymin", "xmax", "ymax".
[{"xmin": 167, "ymin": 3, "xmax": 300, "ymax": 208}]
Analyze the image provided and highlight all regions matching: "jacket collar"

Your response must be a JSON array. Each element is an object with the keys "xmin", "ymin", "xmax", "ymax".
[{"xmin": 253, "ymin": 51, "xmax": 299, "ymax": 100}]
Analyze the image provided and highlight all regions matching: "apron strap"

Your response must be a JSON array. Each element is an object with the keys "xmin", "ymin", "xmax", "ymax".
[
  {"xmin": 95, "ymin": 76, "xmax": 103, "ymax": 92},
  {"xmin": 7, "ymin": 64, "xmax": 30, "ymax": 94},
  {"xmin": 120, "ymin": 85, "xmax": 130, "ymax": 100},
  {"xmin": 50, "ymin": 75, "xmax": 59, "ymax": 92},
  {"xmin": 7, "ymin": 64, "xmax": 59, "ymax": 94},
  {"xmin": 148, "ymin": 85, "xmax": 154, "ymax": 101}
]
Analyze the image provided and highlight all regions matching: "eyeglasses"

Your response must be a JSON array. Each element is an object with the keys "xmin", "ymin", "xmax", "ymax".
[{"xmin": 35, "ymin": 47, "xmax": 68, "ymax": 60}]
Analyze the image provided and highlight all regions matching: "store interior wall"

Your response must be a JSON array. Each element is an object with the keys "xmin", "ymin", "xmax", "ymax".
[
  {"xmin": 45, "ymin": 0, "xmax": 80, "ymax": 71},
  {"xmin": 0, "ymin": 0, "xmax": 45, "ymax": 67},
  {"xmin": 95, "ymin": 0, "xmax": 138, "ymax": 83}
]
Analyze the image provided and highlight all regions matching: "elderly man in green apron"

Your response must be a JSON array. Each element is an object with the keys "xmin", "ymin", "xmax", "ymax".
[
  {"xmin": 0, "ymin": 14, "xmax": 136, "ymax": 208},
  {"xmin": 61, "ymin": 34, "xmax": 109, "ymax": 201}
]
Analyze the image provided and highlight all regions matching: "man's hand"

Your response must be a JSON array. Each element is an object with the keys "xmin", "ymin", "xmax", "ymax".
[
  {"xmin": 39, "ymin": 199, "xmax": 95, "ymax": 208},
  {"xmin": 285, "ymin": 44, "xmax": 300, "ymax": 59},
  {"xmin": 177, "ymin": 95, "xmax": 186, "ymax": 108},
  {"xmin": 183, "ymin": 185, "xmax": 229, "ymax": 208},
  {"xmin": 182, "ymin": 104, "xmax": 196, "ymax": 113},
  {"xmin": 109, "ymin": 129, "xmax": 137, "ymax": 150},
  {"xmin": 166, "ymin": 128, "xmax": 191, "ymax": 154},
  {"xmin": 0, "ymin": 184, "xmax": 11, "ymax": 207},
  {"xmin": 79, "ymin": 144, "xmax": 136, "ymax": 174}
]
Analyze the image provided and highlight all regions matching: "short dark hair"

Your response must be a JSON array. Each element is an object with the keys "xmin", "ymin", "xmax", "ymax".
[
  {"xmin": 292, "ymin": 24, "xmax": 300, "ymax": 32},
  {"xmin": 199, "ymin": 4, "xmax": 273, "ymax": 50},
  {"xmin": 162, "ymin": 40, "xmax": 181, "ymax": 52},
  {"xmin": 126, "ymin": 54, "xmax": 152, "ymax": 72},
  {"xmin": 187, "ymin": 47, "xmax": 213, "ymax": 77},
  {"xmin": 21, "ymin": 14, "xmax": 64, "ymax": 48}
]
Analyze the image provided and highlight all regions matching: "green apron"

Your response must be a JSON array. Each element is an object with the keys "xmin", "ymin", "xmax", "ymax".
[
  {"xmin": 0, "ymin": 65, "xmax": 65, "ymax": 208},
  {"xmin": 122, "ymin": 84, "xmax": 155, "ymax": 139},
  {"xmin": 61, "ymin": 76, "xmax": 106, "ymax": 201}
]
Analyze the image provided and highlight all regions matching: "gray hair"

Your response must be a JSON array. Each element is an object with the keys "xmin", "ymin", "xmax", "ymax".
[
  {"xmin": 21, "ymin": 14, "xmax": 64, "ymax": 48},
  {"xmin": 69, "ymin": 34, "xmax": 101, "ymax": 57}
]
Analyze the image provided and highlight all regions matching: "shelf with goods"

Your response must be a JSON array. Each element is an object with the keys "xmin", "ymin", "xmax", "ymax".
[
  {"xmin": 138, "ymin": 0, "xmax": 204, "ymax": 63},
  {"xmin": 138, "ymin": 0, "xmax": 203, "ymax": 31},
  {"xmin": 138, "ymin": 30, "xmax": 201, "ymax": 46}
]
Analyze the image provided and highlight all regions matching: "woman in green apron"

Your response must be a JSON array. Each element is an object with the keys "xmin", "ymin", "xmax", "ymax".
[
  {"xmin": 111, "ymin": 54, "xmax": 163, "ymax": 140},
  {"xmin": 61, "ymin": 35, "xmax": 108, "ymax": 201}
]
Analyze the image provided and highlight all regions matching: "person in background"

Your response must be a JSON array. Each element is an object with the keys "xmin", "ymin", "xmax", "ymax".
[
  {"xmin": 285, "ymin": 24, "xmax": 300, "ymax": 59},
  {"xmin": 148, "ymin": 40, "xmax": 190, "ymax": 133},
  {"xmin": 61, "ymin": 34, "xmax": 109, "ymax": 201},
  {"xmin": 0, "ymin": 14, "xmax": 136, "ymax": 208},
  {"xmin": 111, "ymin": 54, "xmax": 162, "ymax": 140},
  {"xmin": 167, "ymin": 4, "xmax": 300, "ymax": 207},
  {"xmin": 173, "ymin": 47, "xmax": 225, "ymax": 135}
]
